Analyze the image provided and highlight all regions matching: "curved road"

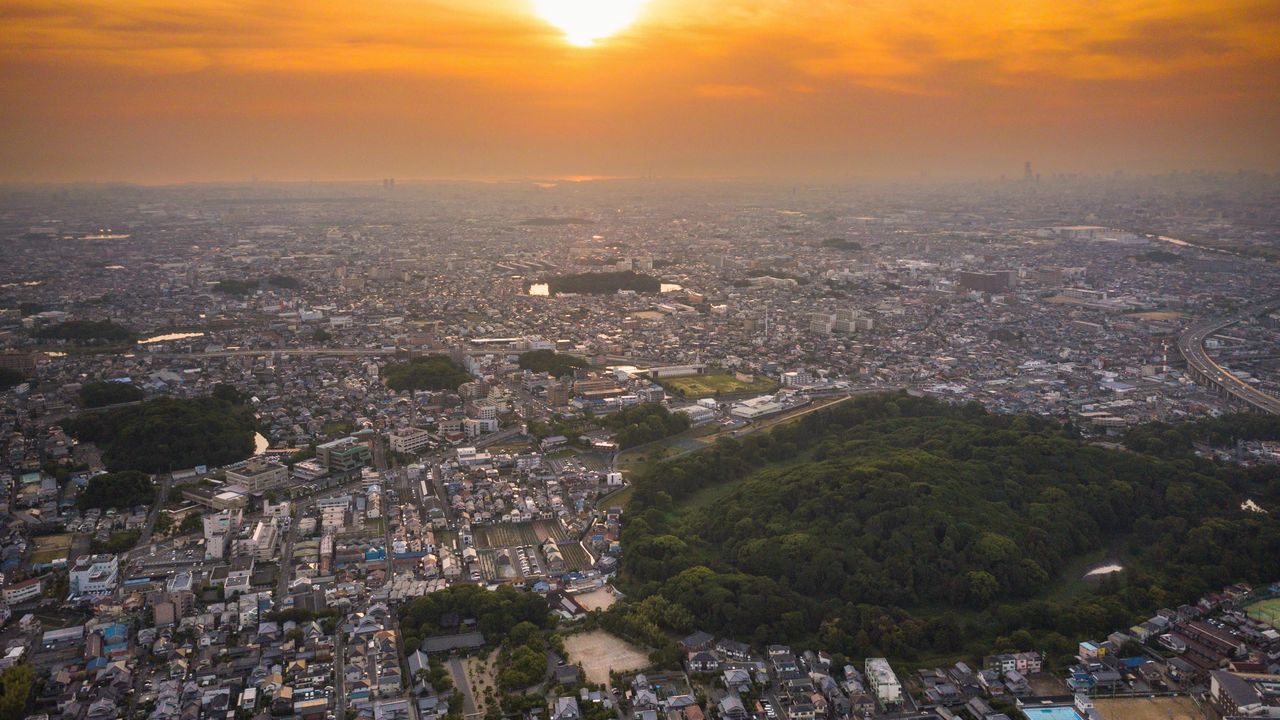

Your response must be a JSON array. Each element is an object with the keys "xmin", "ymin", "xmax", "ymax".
[{"xmin": 1177, "ymin": 299, "xmax": 1280, "ymax": 414}]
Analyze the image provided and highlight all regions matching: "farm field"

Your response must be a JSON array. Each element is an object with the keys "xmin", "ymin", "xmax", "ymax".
[
  {"xmin": 659, "ymin": 373, "xmax": 777, "ymax": 399},
  {"xmin": 564, "ymin": 630, "xmax": 649, "ymax": 687},
  {"xmin": 473, "ymin": 520, "xmax": 567, "ymax": 549}
]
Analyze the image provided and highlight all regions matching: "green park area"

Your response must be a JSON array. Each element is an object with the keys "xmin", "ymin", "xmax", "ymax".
[
  {"xmin": 1247, "ymin": 598, "xmax": 1280, "ymax": 630},
  {"xmin": 659, "ymin": 373, "xmax": 777, "ymax": 399}
]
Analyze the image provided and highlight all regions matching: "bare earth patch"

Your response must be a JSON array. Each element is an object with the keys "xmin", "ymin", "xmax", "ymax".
[
  {"xmin": 564, "ymin": 629, "xmax": 649, "ymax": 687},
  {"xmin": 1093, "ymin": 696, "xmax": 1201, "ymax": 720},
  {"xmin": 574, "ymin": 586, "xmax": 620, "ymax": 612}
]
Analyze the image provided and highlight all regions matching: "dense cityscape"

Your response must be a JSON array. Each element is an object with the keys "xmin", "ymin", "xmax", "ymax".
[{"xmin": 0, "ymin": 175, "xmax": 1276, "ymax": 720}]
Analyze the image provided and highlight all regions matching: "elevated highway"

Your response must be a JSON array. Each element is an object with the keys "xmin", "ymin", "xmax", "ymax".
[{"xmin": 1177, "ymin": 299, "xmax": 1280, "ymax": 414}]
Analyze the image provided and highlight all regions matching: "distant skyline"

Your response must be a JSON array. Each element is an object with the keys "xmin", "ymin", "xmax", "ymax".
[{"xmin": 2, "ymin": 0, "xmax": 1278, "ymax": 184}]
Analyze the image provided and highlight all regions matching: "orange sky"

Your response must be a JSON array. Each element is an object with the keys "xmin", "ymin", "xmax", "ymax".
[{"xmin": 1, "ymin": 0, "xmax": 1278, "ymax": 183}]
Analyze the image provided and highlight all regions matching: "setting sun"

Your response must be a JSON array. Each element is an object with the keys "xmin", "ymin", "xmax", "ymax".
[{"xmin": 531, "ymin": 0, "xmax": 649, "ymax": 46}]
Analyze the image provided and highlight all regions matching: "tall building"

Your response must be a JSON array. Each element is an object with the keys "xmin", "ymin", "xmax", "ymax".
[
  {"xmin": 224, "ymin": 456, "xmax": 289, "ymax": 492},
  {"xmin": 389, "ymin": 427, "xmax": 432, "ymax": 454},
  {"xmin": 69, "ymin": 554, "xmax": 119, "ymax": 597},
  {"xmin": 865, "ymin": 658, "xmax": 902, "ymax": 708},
  {"xmin": 317, "ymin": 437, "xmax": 372, "ymax": 474}
]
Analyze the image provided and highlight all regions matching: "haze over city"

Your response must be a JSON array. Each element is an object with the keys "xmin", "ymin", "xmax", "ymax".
[
  {"xmin": 3, "ymin": 0, "xmax": 1280, "ymax": 183},
  {"xmin": 2, "ymin": 4, "xmax": 1280, "ymax": 720}
]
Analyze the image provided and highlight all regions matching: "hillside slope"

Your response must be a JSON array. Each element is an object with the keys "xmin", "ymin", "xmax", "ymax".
[{"xmin": 613, "ymin": 393, "xmax": 1280, "ymax": 665}]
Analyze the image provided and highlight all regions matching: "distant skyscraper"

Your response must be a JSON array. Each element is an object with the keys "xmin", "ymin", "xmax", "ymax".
[{"xmin": 1023, "ymin": 161, "xmax": 1033, "ymax": 182}]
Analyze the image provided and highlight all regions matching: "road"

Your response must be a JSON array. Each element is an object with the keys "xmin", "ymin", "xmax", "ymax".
[
  {"xmin": 275, "ymin": 503, "xmax": 298, "ymax": 602},
  {"xmin": 137, "ymin": 472, "xmax": 173, "ymax": 547},
  {"xmin": 449, "ymin": 656, "xmax": 479, "ymax": 718},
  {"xmin": 1177, "ymin": 299, "xmax": 1280, "ymax": 414},
  {"xmin": 334, "ymin": 630, "xmax": 346, "ymax": 720}
]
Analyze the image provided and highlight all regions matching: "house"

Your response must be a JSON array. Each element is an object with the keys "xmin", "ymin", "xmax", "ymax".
[
  {"xmin": 722, "ymin": 669, "xmax": 752, "ymax": 694},
  {"xmin": 717, "ymin": 696, "xmax": 747, "ymax": 720},
  {"xmin": 556, "ymin": 665, "xmax": 582, "ymax": 687},
  {"xmin": 554, "ymin": 697, "xmax": 580, "ymax": 720},
  {"xmin": 688, "ymin": 651, "xmax": 719, "ymax": 673},
  {"xmin": 716, "ymin": 639, "xmax": 751, "ymax": 661},
  {"xmin": 681, "ymin": 631, "xmax": 715, "ymax": 652}
]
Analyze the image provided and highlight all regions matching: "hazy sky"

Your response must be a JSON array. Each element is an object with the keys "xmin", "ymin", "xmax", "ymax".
[{"xmin": 2, "ymin": 0, "xmax": 1278, "ymax": 183}]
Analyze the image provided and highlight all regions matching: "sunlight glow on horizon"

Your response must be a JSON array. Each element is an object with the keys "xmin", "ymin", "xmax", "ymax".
[{"xmin": 531, "ymin": 0, "xmax": 650, "ymax": 46}]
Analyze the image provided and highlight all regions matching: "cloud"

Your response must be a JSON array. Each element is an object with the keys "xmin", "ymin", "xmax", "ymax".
[{"xmin": 695, "ymin": 83, "xmax": 767, "ymax": 98}]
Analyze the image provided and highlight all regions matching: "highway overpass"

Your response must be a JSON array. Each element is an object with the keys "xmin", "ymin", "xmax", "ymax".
[{"xmin": 1177, "ymin": 299, "xmax": 1280, "ymax": 414}]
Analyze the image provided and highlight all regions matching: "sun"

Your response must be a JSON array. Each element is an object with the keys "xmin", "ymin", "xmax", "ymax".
[{"xmin": 531, "ymin": 0, "xmax": 650, "ymax": 47}]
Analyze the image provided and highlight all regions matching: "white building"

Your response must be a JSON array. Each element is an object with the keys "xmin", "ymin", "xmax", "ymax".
[
  {"xmin": 224, "ymin": 456, "xmax": 289, "ymax": 492},
  {"xmin": 69, "ymin": 554, "xmax": 119, "ymax": 597},
  {"xmin": 204, "ymin": 509, "xmax": 242, "ymax": 560},
  {"xmin": 865, "ymin": 658, "xmax": 902, "ymax": 707},
  {"xmin": 240, "ymin": 519, "xmax": 280, "ymax": 561},
  {"xmin": 318, "ymin": 495, "xmax": 351, "ymax": 530},
  {"xmin": 389, "ymin": 427, "xmax": 433, "ymax": 454},
  {"xmin": 730, "ymin": 396, "xmax": 785, "ymax": 420},
  {"xmin": 673, "ymin": 404, "xmax": 716, "ymax": 424},
  {"xmin": 2, "ymin": 578, "xmax": 43, "ymax": 604}
]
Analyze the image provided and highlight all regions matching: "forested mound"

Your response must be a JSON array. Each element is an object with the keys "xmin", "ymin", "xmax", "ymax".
[
  {"xmin": 611, "ymin": 393, "xmax": 1280, "ymax": 666},
  {"xmin": 60, "ymin": 386, "xmax": 255, "ymax": 472}
]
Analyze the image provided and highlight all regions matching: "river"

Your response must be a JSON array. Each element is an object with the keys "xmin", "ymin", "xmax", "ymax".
[{"xmin": 139, "ymin": 331, "xmax": 205, "ymax": 345}]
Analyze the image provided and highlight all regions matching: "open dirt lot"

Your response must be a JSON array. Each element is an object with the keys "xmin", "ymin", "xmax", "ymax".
[
  {"xmin": 1093, "ymin": 696, "xmax": 1201, "ymax": 720},
  {"xmin": 564, "ymin": 630, "xmax": 649, "ymax": 687},
  {"xmin": 574, "ymin": 586, "xmax": 620, "ymax": 612},
  {"xmin": 32, "ymin": 534, "xmax": 73, "ymax": 564}
]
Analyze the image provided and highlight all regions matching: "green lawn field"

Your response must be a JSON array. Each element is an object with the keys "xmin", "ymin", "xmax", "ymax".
[
  {"xmin": 1247, "ymin": 598, "xmax": 1280, "ymax": 630},
  {"xmin": 660, "ymin": 373, "xmax": 777, "ymax": 399}
]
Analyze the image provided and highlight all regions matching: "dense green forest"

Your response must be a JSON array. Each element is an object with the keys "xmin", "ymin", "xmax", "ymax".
[
  {"xmin": 31, "ymin": 320, "xmax": 135, "ymax": 344},
  {"xmin": 266, "ymin": 274, "xmax": 302, "ymax": 289},
  {"xmin": 60, "ymin": 387, "xmax": 255, "ymax": 472},
  {"xmin": 518, "ymin": 350, "xmax": 586, "ymax": 378},
  {"xmin": 398, "ymin": 584, "xmax": 550, "ymax": 654},
  {"xmin": 0, "ymin": 368, "xmax": 26, "ymax": 391},
  {"xmin": 539, "ymin": 271, "xmax": 660, "ymax": 295},
  {"xmin": 613, "ymin": 393, "xmax": 1280, "ymax": 668},
  {"xmin": 78, "ymin": 470, "xmax": 155, "ymax": 510},
  {"xmin": 602, "ymin": 404, "xmax": 691, "ymax": 449},
  {"xmin": 1123, "ymin": 414, "xmax": 1280, "ymax": 456},
  {"xmin": 213, "ymin": 279, "xmax": 258, "ymax": 296},
  {"xmin": 384, "ymin": 355, "xmax": 472, "ymax": 395},
  {"xmin": 78, "ymin": 381, "xmax": 144, "ymax": 408}
]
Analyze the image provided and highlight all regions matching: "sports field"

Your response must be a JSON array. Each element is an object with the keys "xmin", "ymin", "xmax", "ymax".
[
  {"xmin": 1247, "ymin": 597, "xmax": 1280, "ymax": 629},
  {"xmin": 660, "ymin": 373, "xmax": 777, "ymax": 398}
]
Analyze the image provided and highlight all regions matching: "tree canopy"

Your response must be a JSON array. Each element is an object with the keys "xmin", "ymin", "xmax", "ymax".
[
  {"xmin": 537, "ymin": 271, "xmax": 660, "ymax": 295},
  {"xmin": 601, "ymin": 404, "xmax": 691, "ymax": 449},
  {"xmin": 614, "ymin": 393, "xmax": 1280, "ymax": 666},
  {"xmin": 78, "ymin": 470, "xmax": 155, "ymax": 510},
  {"xmin": 398, "ymin": 584, "xmax": 550, "ymax": 655},
  {"xmin": 31, "ymin": 319, "xmax": 134, "ymax": 344},
  {"xmin": 518, "ymin": 349, "xmax": 587, "ymax": 378},
  {"xmin": 0, "ymin": 368, "xmax": 25, "ymax": 391},
  {"xmin": 213, "ymin": 279, "xmax": 258, "ymax": 296},
  {"xmin": 78, "ymin": 380, "xmax": 144, "ymax": 408},
  {"xmin": 60, "ymin": 392, "xmax": 256, "ymax": 472},
  {"xmin": 384, "ymin": 355, "xmax": 472, "ymax": 394}
]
